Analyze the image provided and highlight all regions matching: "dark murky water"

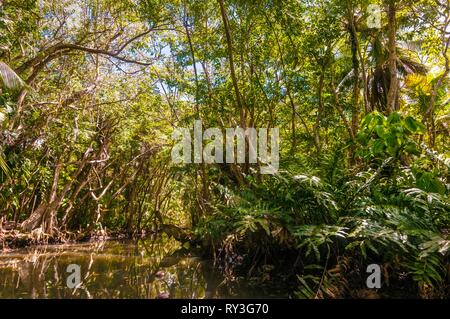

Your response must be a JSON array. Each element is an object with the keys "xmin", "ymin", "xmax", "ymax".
[{"xmin": 0, "ymin": 238, "xmax": 287, "ymax": 299}]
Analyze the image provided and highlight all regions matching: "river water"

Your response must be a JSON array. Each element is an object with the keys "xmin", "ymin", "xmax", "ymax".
[{"xmin": 0, "ymin": 238, "xmax": 288, "ymax": 299}]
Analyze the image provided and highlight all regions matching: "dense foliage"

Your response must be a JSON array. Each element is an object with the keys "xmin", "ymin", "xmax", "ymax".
[{"xmin": 0, "ymin": 0, "xmax": 449, "ymax": 298}]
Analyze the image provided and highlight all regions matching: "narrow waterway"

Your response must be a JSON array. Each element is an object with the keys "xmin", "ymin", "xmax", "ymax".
[{"xmin": 0, "ymin": 238, "xmax": 289, "ymax": 299}]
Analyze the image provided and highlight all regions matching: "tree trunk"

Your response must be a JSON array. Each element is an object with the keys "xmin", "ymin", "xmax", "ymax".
[
  {"xmin": 386, "ymin": 0, "xmax": 398, "ymax": 113},
  {"xmin": 218, "ymin": 0, "xmax": 246, "ymax": 128},
  {"xmin": 347, "ymin": 8, "xmax": 360, "ymax": 136},
  {"xmin": 21, "ymin": 161, "xmax": 62, "ymax": 233},
  {"xmin": 313, "ymin": 65, "xmax": 326, "ymax": 154},
  {"xmin": 21, "ymin": 147, "xmax": 93, "ymax": 234}
]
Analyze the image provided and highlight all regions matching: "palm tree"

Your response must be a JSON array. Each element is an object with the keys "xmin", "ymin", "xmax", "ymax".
[
  {"xmin": 0, "ymin": 60, "xmax": 24, "ymax": 177},
  {"xmin": 367, "ymin": 34, "xmax": 427, "ymax": 113},
  {"xmin": 337, "ymin": 21, "xmax": 427, "ymax": 115}
]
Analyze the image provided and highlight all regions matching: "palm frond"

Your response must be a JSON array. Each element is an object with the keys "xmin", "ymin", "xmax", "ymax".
[
  {"xmin": 0, "ymin": 61, "xmax": 25, "ymax": 91},
  {"xmin": 397, "ymin": 49, "xmax": 428, "ymax": 76},
  {"xmin": 0, "ymin": 151, "xmax": 10, "ymax": 178}
]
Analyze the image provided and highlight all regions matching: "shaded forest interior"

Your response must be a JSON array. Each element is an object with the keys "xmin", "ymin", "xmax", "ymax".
[{"xmin": 0, "ymin": 0, "xmax": 449, "ymax": 298}]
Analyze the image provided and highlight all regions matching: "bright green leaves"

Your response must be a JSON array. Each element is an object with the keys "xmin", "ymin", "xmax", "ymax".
[
  {"xmin": 410, "ymin": 158, "xmax": 448, "ymax": 195},
  {"xmin": 410, "ymin": 253, "xmax": 446, "ymax": 287},
  {"xmin": 234, "ymin": 215, "xmax": 271, "ymax": 237},
  {"xmin": 0, "ymin": 152, "xmax": 10, "ymax": 178},
  {"xmin": 371, "ymin": 139, "xmax": 385, "ymax": 155},
  {"xmin": 387, "ymin": 112, "xmax": 401, "ymax": 124},
  {"xmin": 415, "ymin": 171, "xmax": 446, "ymax": 195},
  {"xmin": 404, "ymin": 115, "xmax": 426, "ymax": 134},
  {"xmin": 293, "ymin": 225, "xmax": 348, "ymax": 261},
  {"xmin": 356, "ymin": 112, "xmax": 426, "ymax": 159},
  {"xmin": 404, "ymin": 142, "xmax": 421, "ymax": 156}
]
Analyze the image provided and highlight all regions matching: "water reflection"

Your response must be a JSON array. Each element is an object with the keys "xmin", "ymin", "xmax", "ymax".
[{"xmin": 0, "ymin": 237, "xmax": 224, "ymax": 299}]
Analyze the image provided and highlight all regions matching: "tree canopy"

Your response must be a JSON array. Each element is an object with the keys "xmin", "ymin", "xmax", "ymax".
[{"xmin": 0, "ymin": 0, "xmax": 449, "ymax": 298}]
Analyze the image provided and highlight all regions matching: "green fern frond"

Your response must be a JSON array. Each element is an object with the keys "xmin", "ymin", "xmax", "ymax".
[{"xmin": 0, "ymin": 151, "xmax": 10, "ymax": 178}]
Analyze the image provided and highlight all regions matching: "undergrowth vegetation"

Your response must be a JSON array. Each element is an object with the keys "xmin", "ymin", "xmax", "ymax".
[
  {"xmin": 195, "ymin": 113, "xmax": 449, "ymax": 298},
  {"xmin": 1, "ymin": 0, "xmax": 449, "ymax": 299}
]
